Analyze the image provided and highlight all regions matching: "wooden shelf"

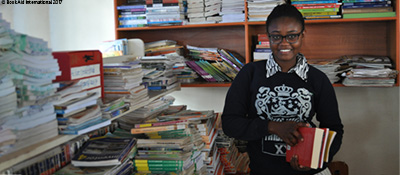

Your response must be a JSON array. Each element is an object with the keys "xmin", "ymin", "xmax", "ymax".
[
  {"xmin": 114, "ymin": 0, "xmax": 399, "ymax": 87},
  {"xmin": 0, "ymin": 86, "xmax": 180, "ymax": 172}
]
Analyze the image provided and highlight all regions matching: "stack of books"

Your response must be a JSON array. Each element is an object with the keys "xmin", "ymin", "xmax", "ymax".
[
  {"xmin": 185, "ymin": 45, "xmax": 243, "ymax": 82},
  {"xmin": 103, "ymin": 55, "xmax": 149, "ymax": 110},
  {"xmin": 146, "ymin": 0, "xmax": 185, "ymax": 26},
  {"xmin": 0, "ymin": 17, "xmax": 61, "ymax": 156},
  {"xmin": 292, "ymin": 0, "xmax": 342, "ymax": 20},
  {"xmin": 126, "ymin": 107, "xmax": 220, "ymax": 174},
  {"xmin": 117, "ymin": 96, "xmax": 176, "ymax": 130},
  {"xmin": 117, "ymin": 0, "xmax": 148, "ymax": 28},
  {"xmin": 247, "ymin": 0, "xmax": 285, "ymax": 22},
  {"xmin": 308, "ymin": 58, "xmax": 343, "ymax": 84},
  {"xmin": 220, "ymin": 0, "xmax": 245, "ymax": 22},
  {"xmin": 342, "ymin": 0, "xmax": 395, "ymax": 19},
  {"xmin": 54, "ymin": 81, "xmax": 109, "ymax": 135},
  {"xmin": 145, "ymin": 40, "xmax": 183, "ymax": 57},
  {"xmin": 187, "ymin": 0, "xmax": 222, "ymax": 24},
  {"xmin": 341, "ymin": 55, "xmax": 398, "ymax": 87},
  {"xmin": 286, "ymin": 127, "xmax": 337, "ymax": 169},
  {"xmin": 253, "ymin": 34, "xmax": 272, "ymax": 61},
  {"xmin": 141, "ymin": 40, "xmax": 182, "ymax": 91}
]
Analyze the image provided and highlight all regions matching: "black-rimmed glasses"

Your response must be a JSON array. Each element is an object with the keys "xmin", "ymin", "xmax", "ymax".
[{"xmin": 268, "ymin": 31, "xmax": 303, "ymax": 44}]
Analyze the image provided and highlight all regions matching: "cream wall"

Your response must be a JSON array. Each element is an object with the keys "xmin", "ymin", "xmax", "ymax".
[{"xmin": 1, "ymin": 1, "xmax": 399, "ymax": 174}]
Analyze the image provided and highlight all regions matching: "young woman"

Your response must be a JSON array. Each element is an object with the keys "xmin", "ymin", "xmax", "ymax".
[{"xmin": 221, "ymin": 3, "xmax": 344, "ymax": 175}]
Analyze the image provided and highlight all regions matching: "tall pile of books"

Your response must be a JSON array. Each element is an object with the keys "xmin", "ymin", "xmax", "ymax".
[
  {"xmin": 146, "ymin": 0, "xmax": 186, "ymax": 26},
  {"xmin": 220, "ymin": 0, "xmax": 245, "ymax": 22},
  {"xmin": 247, "ymin": 0, "xmax": 284, "ymax": 21},
  {"xmin": 0, "ymin": 16, "xmax": 60, "ymax": 156},
  {"xmin": 292, "ymin": 0, "xmax": 342, "ymax": 20},
  {"xmin": 117, "ymin": 0, "xmax": 148, "ymax": 28},
  {"xmin": 185, "ymin": 45, "xmax": 244, "ymax": 82},
  {"xmin": 340, "ymin": 55, "xmax": 398, "ymax": 87},
  {"xmin": 342, "ymin": 0, "xmax": 395, "ymax": 19},
  {"xmin": 103, "ymin": 56, "xmax": 149, "ymax": 113},
  {"xmin": 253, "ymin": 34, "xmax": 272, "ymax": 62}
]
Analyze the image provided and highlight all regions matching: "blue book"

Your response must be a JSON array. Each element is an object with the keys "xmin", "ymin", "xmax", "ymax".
[
  {"xmin": 342, "ymin": 4, "xmax": 391, "ymax": 8},
  {"xmin": 117, "ymin": 5, "xmax": 146, "ymax": 10},
  {"xmin": 292, "ymin": 0, "xmax": 338, "ymax": 4}
]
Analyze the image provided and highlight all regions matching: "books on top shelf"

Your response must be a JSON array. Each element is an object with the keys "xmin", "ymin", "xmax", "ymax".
[
  {"xmin": 220, "ymin": 0, "xmax": 245, "ymax": 22},
  {"xmin": 247, "ymin": 0, "xmax": 285, "ymax": 21},
  {"xmin": 145, "ymin": 0, "xmax": 186, "ymax": 26},
  {"xmin": 71, "ymin": 136, "xmax": 137, "ymax": 167},
  {"xmin": 286, "ymin": 127, "xmax": 337, "ymax": 169},
  {"xmin": 186, "ymin": 0, "xmax": 223, "ymax": 24},
  {"xmin": 342, "ymin": 0, "xmax": 395, "ymax": 19},
  {"xmin": 117, "ymin": 1, "xmax": 147, "ymax": 28},
  {"xmin": 291, "ymin": 0, "xmax": 342, "ymax": 20}
]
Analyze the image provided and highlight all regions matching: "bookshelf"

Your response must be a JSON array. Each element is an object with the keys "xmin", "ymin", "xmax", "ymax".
[
  {"xmin": 0, "ymin": 86, "xmax": 180, "ymax": 172},
  {"xmin": 114, "ymin": 0, "xmax": 399, "ymax": 87}
]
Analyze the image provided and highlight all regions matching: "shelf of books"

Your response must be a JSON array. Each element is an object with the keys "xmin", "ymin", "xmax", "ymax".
[
  {"xmin": 0, "ymin": 86, "xmax": 180, "ymax": 173},
  {"xmin": 114, "ymin": 0, "xmax": 399, "ymax": 87}
]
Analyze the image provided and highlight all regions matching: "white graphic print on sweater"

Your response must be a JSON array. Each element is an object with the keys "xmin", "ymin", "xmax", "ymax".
[{"xmin": 255, "ymin": 84, "xmax": 312, "ymax": 156}]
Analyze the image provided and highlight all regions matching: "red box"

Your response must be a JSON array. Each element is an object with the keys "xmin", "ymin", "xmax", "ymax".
[{"xmin": 53, "ymin": 50, "xmax": 104, "ymax": 99}]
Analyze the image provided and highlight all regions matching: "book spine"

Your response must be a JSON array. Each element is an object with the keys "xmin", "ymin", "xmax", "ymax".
[
  {"xmin": 298, "ymin": 8, "xmax": 339, "ymax": 12},
  {"xmin": 292, "ymin": 0, "xmax": 339, "ymax": 4},
  {"xmin": 135, "ymin": 119, "xmax": 189, "ymax": 128},
  {"xmin": 131, "ymin": 124, "xmax": 187, "ymax": 134},
  {"xmin": 185, "ymin": 61, "xmax": 216, "ymax": 82},
  {"xmin": 117, "ymin": 5, "xmax": 147, "ymax": 10},
  {"xmin": 342, "ymin": 4, "xmax": 391, "ymax": 8},
  {"xmin": 135, "ymin": 159, "xmax": 184, "ymax": 164}
]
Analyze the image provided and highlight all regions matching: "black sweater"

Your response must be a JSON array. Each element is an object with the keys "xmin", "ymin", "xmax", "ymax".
[{"xmin": 221, "ymin": 60, "xmax": 344, "ymax": 175}]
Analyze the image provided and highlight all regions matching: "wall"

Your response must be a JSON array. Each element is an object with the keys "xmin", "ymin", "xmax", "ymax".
[{"xmin": 1, "ymin": 1, "xmax": 399, "ymax": 174}]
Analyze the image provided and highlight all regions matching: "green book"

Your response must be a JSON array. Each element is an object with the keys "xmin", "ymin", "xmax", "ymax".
[
  {"xmin": 298, "ymin": 8, "xmax": 339, "ymax": 13},
  {"xmin": 343, "ymin": 12, "xmax": 396, "ymax": 19}
]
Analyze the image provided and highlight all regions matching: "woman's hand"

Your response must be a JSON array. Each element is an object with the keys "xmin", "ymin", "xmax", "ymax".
[
  {"xmin": 290, "ymin": 155, "xmax": 312, "ymax": 171},
  {"xmin": 268, "ymin": 121, "xmax": 309, "ymax": 146}
]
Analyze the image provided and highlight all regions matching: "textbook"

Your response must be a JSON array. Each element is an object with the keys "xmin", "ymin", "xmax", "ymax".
[
  {"xmin": 286, "ymin": 127, "xmax": 336, "ymax": 169},
  {"xmin": 71, "ymin": 136, "xmax": 137, "ymax": 167}
]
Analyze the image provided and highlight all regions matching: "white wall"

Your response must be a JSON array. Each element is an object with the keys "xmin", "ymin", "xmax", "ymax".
[{"xmin": 1, "ymin": 1, "xmax": 399, "ymax": 175}]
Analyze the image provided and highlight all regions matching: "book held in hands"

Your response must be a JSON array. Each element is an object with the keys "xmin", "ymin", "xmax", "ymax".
[{"xmin": 286, "ymin": 127, "xmax": 336, "ymax": 169}]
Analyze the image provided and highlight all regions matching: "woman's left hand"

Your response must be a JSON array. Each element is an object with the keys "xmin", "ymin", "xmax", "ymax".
[{"xmin": 290, "ymin": 155, "xmax": 311, "ymax": 171}]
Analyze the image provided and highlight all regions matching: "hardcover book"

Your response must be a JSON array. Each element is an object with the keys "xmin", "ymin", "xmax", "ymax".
[{"xmin": 286, "ymin": 127, "xmax": 325, "ymax": 169}]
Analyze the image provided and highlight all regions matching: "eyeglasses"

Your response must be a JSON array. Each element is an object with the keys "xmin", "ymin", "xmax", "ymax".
[{"xmin": 268, "ymin": 31, "xmax": 303, "ymax": 44}]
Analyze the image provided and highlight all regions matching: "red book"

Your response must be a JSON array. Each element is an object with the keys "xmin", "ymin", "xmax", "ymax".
[{"xmin": 286, "ymin": 127, "xmax": 325, "ymax": 169}]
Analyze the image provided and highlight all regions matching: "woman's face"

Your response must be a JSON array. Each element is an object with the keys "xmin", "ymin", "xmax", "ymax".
[{"xmin": 267, "ymin": 16, "xmax": 304, "ymax": 66}]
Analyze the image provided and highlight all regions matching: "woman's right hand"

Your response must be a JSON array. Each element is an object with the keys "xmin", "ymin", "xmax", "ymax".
[{"xmin": 268, "ymin": 121, "xmax": 309, "ymax": 146}]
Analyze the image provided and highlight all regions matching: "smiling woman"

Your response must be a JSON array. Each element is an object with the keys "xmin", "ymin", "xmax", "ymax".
[{"xmin": 221, "ymin": 2, "xmax": 344, "ymax": 175}]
